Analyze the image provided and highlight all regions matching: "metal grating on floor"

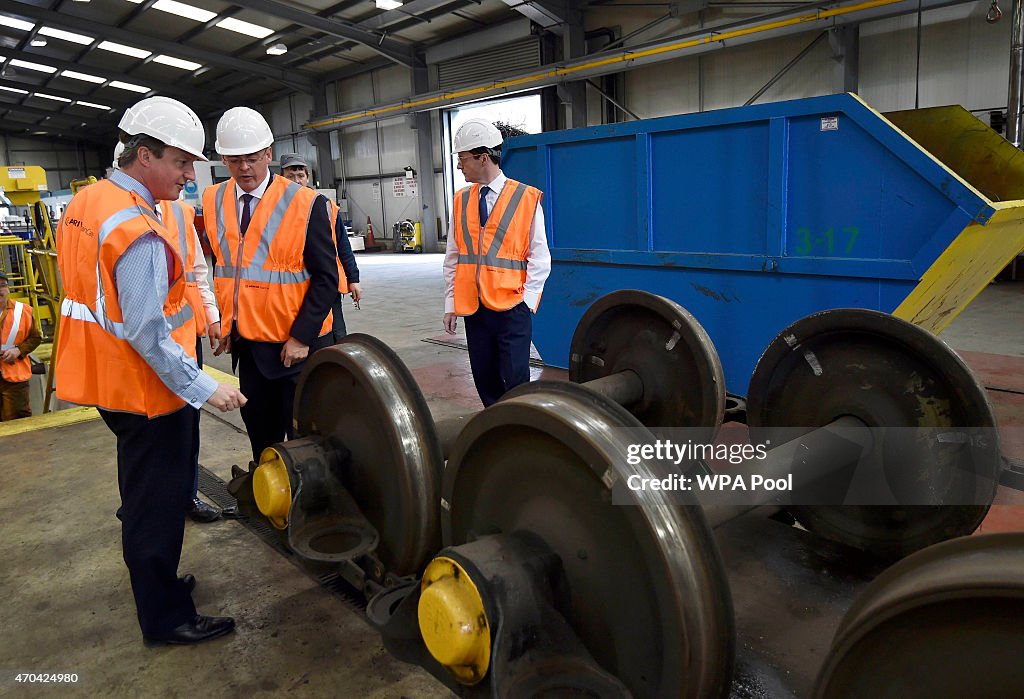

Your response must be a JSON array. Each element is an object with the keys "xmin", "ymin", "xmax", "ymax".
[{"xmin": 197, "ymin": 465, "xmax": 367, "ymax": 610}]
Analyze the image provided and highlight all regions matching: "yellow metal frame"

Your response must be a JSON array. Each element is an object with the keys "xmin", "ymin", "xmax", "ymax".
[{"xmin": 882, "ymin": 104, "xmax": 1024, "ymax": 333}]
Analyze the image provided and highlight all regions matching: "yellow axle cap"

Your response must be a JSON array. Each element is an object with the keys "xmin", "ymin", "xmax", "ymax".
[
  {"xmin": 418, "ymin": 556, "xmax": 490, "ymax": 685},
  {"xmin": 252, "ymin": 447, "xmax": 292, "ymax": 530}
]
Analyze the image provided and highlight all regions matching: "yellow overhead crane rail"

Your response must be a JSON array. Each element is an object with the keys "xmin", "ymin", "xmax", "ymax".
[{"xmin": 305, "ymin": 0, "xmax": 906, "ymax": 130}]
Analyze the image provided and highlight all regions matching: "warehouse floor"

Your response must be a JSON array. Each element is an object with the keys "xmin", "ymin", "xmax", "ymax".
[{"xmin": 1, "ymin": 253, "xmax": 1022, "ymax": 697}]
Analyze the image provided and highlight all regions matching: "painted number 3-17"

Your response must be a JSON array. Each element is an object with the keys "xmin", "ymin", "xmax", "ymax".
[{"xmin": 793, "ymin": 226, "xmax": 860, "ymax": 256}]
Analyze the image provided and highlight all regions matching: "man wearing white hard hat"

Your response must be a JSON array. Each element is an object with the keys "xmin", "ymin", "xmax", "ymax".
[
  {"xmin": 56, "ymin": 96, "xmax": 246, "ymax": 645},
  {"xmin": 443, "ymin": 119, "xmax": 551, "ymax": 406},
  {"xmin": 113, "ymin": 140, "xmax": 227, "ymax": 524},
  {"xmin": 203, "ymin": 107, "xmax": 338, "ymax": 468}
]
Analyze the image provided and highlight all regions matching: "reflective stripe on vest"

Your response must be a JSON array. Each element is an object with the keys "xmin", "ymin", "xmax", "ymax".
[
  {"xmin": 61, "ymin": 297, "xmax": 193, "ymax": 336},
  {"xmin": 1, "ymin": 301, "xmax": 32, "ymax": 382},
  {"xmin": 55, "ymin": 179, "xmax": 195, "ymax": 417},
  {"xmin": 2, "ymin": 301, "xmax": 25, "ymax": 350},
  {"xmin": 211, "ymin": 182, "xmax": 305, "ymax": 280},
  {"xmin": 457, "ymin": 183, "xmax": 530, "ymax": 271}
]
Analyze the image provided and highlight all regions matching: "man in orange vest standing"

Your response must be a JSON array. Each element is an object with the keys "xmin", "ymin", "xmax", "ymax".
[
  {"xmin": 443, "ymin": 119, "xmax": 551, "ymax": 407},
  {"xmin": 0, "ymin": 271, "xmax": 41, "ymax": 420},
  {"xmin": 56, "ymin": 97, "xmax": 246, "ymax": 645},
  {"xmin": 114, "ymin": 140, "xmax": 225, "ymax": 523},
  {"xmin": 204, "ymin": 109, "xmax": 338, "ymax": 466}
]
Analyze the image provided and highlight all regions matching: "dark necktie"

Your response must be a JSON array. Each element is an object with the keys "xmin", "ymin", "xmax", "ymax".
[
  {"xmin": 478, "ymin": 186, "xmax": 490, "ymax": 228},
  {"xmin": 239, "ymin": 193, "xmax": 253, "ymax": 236}
]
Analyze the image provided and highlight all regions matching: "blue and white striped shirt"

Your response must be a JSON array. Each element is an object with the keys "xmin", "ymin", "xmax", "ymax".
[{"xmin": 110, "ymin": 171, "xmax": 217, "ymax": 409}]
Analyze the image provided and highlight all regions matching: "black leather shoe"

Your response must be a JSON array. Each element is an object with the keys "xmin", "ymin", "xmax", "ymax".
[
  {"xmin": 144, "ymin": 615, "xmax": 235, "ymax": 646},
  {"xmin": 179, "ymin": 574, "xmax": 196, "ymax": 593},
  {"xmin": 220, "ymin": 505, "xmax": 242, "ymax": 519},
  {"xmin": 189, "ymin": 497, "xmax": 222, "ymax": 523}
]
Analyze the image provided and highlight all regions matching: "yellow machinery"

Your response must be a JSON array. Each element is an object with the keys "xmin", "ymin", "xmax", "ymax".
[
  {"xmin": 397, "ymin": 219, "xmax": 423, "ymax": 253},
  {"xmin": 1, "ymin": 165, "xmax": 66, "ymax": 412}
]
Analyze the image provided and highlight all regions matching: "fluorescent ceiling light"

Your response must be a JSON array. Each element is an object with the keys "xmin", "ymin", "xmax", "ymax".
[
  {"xmin": 153, "ymin": 55, "xmax": 202, "ymax": 71},
  {"xmin": 0, "ymin": 17, "xmax": 35, "ymax": 32},
  {"xmin": 216, "ymin": 17, "xmax": 274, "ymax": 39},
  {"xmin": 109, "ymin": 80, "xmax": 151, "ymax": 93},
  {"xmin": 35, "ymin": 93, "xmax": 72, "ymax": 102},
  {"xmin": 10, "ymin": 59, "xmax": 57, "ymax": 74},
  {"xmin": 0, "ymin": 85, "xmax": 29, "ymax": 94},
  {"xmin": 153, "ymin": 0, "xmax": 216, "ymax": 22},
  {"xmin": 30, "ymin": 37, "xmax": 47, "ymax": 47},
  {"xmin": 266, "ymin": 43, "xmax": 287, "ymax": 56},
  {"xmin": 76, "ymin": 100, "xmax": 109, "ymax": 109},
  {"xmin": 375, "ymin": 0, "xmax": 403, "ymax": 9},
  {"xmin": 98, "ymin": 41, "xmax": 151, "ymax": 59},
  {"xmin": 38, "ymin": 26, "xmax": 93, "ymax": 45},
  {"xmin": 61, "ymin": 69, "xmax": 105, "ymax": 83}
]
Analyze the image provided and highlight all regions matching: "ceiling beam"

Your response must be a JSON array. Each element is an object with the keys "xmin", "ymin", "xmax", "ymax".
[
  {"xmin": 305, "ymin": 0, "xmax": 973, "ymax": 130},
  {"xmin": 0, "ymin": 0, "xmax": 317, "ymax": 91},
  {"xmin": 0, "ymin": 77, "xmax": 134, "ymax": 108},
  {"xmin": 0, "ymin": 47, "xmax": 226, "ymax": 109},
  {"xmin": 0, "ymin": 101, "xmax": 117, "ymax": 125},
  {"xmin": 228, "ymin": 0, "xmax": 422, "ymax": 67}
]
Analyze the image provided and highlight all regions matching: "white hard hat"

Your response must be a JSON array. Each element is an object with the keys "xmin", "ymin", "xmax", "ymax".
[
  {"xmin": 118, "ymin": 96, "xmax": 207, "ymax": 161},
  {"xmin": 453, "ymin": 118, "xmax": 502, "ymax": 153},
  {"xmin": 112, "ymin": 141, "xmax": 124, "ymax": 170},
  {"xmin": 215, "ymin": 107, "xmax": 274, "ymax": 156}
]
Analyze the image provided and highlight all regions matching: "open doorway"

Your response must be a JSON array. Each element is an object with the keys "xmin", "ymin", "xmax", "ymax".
[{"xmin": 443, "ymin": 94, "xmax": 542, "ymax": 221}]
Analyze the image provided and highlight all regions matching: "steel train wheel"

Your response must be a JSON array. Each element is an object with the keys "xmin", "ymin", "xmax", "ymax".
[
  {"xmin": 442, "ymin": 380, "xmax": 735, "ymax": 698},
  {"xmin": 747, "ymin": 309, "xmax": 1000, "ymax": 559},
  {"xmin": 293, "ymin": 334, "xmax": 443, "ymax": 575},
  {"xmin": 816, "ymin": 533, "xmax": 1024, "ymax": 698},
  {"xmin": 569, "ymin": 289, "xmax": 726, "ymax": 438}
]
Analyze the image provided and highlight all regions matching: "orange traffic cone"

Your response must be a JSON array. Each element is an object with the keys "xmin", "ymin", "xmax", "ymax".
[{"xmin": 366, "ymin": 217, "xmax": 377, "ymax": 248}]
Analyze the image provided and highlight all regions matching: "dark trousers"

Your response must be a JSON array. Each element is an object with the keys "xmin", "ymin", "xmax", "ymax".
[
  {"xmin": 99, "ymin": 406, "xmax": 197, "ymax": 636},
  {"xmin": 191, "ymin": 339, "xmax": 203, "ymax": 499},
  {"xmin": 0, "ymin": 377, "xmax": 31, "ymax": 421},
  {"xmin": 237, "ymin": 343, "xmax": 299, "ymax": 464},
  {"xmin": 464, "ymin": 302, "xmax": 533, "ymax": 407},
  {"xmin": 332, "ymin": 294, "xmax": 347, "ymax": 344}
]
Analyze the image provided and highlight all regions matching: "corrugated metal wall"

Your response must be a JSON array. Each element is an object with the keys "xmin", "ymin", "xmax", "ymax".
[{"xmin": 260, "ymin": 1, "xmax": 1013, "ymax": 250}]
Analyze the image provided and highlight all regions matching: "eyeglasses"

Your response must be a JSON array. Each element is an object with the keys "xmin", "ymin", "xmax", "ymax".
[
  {"xmin": 455, "ymin": 153, "xmax": 482, "ymax": 165},
  {"xmin": 223, "ymin": 155, "xmax": 265, "ymax": 168}
]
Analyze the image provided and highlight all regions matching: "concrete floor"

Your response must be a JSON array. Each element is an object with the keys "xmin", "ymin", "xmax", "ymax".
[{"xmin": 1, "ymin": 253, "xmax": 1022, "ymax": 697}]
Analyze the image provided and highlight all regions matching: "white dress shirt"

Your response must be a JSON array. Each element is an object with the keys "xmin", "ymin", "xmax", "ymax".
[
  {"xmin": 235, "ymin": 170, "xmax": 273, "ymax": 226},
  {"xmin": 443, "ymin": 170, "xmax": 551, "ymax": 314}
]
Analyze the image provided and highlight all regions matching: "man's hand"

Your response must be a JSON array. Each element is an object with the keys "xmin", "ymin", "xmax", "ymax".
[
  {"xmin": 213, "ymin": 332, "xmax": 231, "ymax": 357},
  {"xmin": 1, "ymin": 347, "xmax": 20, "ymax": 363},
  {"xmin": 206, "ymin": 383, "xmax": 247, "ymax": 412},
  {"xmin": 207, "ymin": 321, "xmax": 222, "ymax": 349},
  {"xmin": 349, "ymin": 283, "xmax": 363, "ymax": 303},
  {"xmin": 280, "ymin": 336, "xmax": 309, "ymax": 368},
  {"xmin": 443, "ymin": 313, "xmax": 457, "ymax": 335}
]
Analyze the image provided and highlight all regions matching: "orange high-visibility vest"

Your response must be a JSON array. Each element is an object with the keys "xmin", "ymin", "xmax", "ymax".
[
  {"xmin": 0, "ymin": 299, "xmax": 33, "ymax": 383},
  {"xmin": 204, "ymin": 177, "xmax": 333, "ymax": 342},
  {"xmin": 159, "ymin": 199, "xmax": 210, "ymax": 337},
  {"xmin": 55, "ymin": 179, "xmax": 197, "ymax": 417},
  {"xmin": 452, "ymin": 179, "xmax": 542, "ymax": 315},
  {"xmin": 326, "ymin": 199, "xmax": 348, "ymax": 294}
]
